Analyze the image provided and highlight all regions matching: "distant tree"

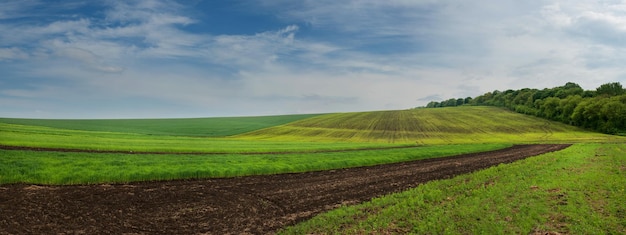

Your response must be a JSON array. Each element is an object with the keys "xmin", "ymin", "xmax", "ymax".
[
  {"xmin": 456, "ymin": 98, "xmax": 464, "ymax": 106},
  {"xmin": 426, "ymin": 101, "xmax": 440, "ymax": 108},
  {"xmin": 471, "ymin": 94, "xmax": 488, "ymax": 105},
  {"xmin": 512, "ymin": 89, "xmax": 532, "ymax": 106},
  {"xmin": 559, "ymin": 95, "xmax": 582, "ymax": 123},
  {"xmin": 444, "ymin": 98, "xmax": 457, "ymax": 107},
  {"xmin": 531, "ymin": 90, "xmax": 545, "ymax": 105},
  {"xmin": 596, "ymin": 82, "xmax": 625, "ymax": 97},
  {"xmin": 490, "ymin": 90, "xmax": 506, "ymax": 106},
  {"xmin": 562, "ymin": 82, "xmax": 582, "ymax": 90},
  {"xmin": 600, "ymin": 95, "xmax": 626, "ymax": 134},
  {"xmin": 540, "ymin": 97, "xmax": 561, "ymax": 119},
  {"xmin": 581, "ymin": 98, "xmax": 607, "ymax": 130},
  {"xmin": 555, "ymin": 82, "xmax": 584, "ymax": 98},
  {"xmin": 422, "ymin": 81, "xmax": 625, "ymax": 135},
  {"xmin": 582, "ymin": 90, "xmax": 596, "ymax": 98},
  {"xmin": 571, "ymin": 99, "xmax": 589, "ymax": 127}
]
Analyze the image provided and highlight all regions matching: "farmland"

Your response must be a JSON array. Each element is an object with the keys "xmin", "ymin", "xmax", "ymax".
[
  {"xmin": 238, "ymin": 106, "xmax": 615, "ymax": 144},
  {"xmin": 0, "ymin": 106, "xmax": 624, "ymax": 233},
  {"xmin": 1, "ymin": 107, "xmax": 616, "ymax": 155},
  {"xmin": 0, "ymin": 144, "xmax": 507, "ymax": 185},
  {"xmin": 0, "ymin": 122, "xmax": 404, "ymax": 154},
  {"xmin": 0, "ymin": 113, "xmax": 321, "ymax": 137},
  {"xmin": 280, "ymin": 143, "xmax": 626, "ymax": 234},
  {"xmin": 0, "ymin": 144, "xmax": 572, "ymax": 234}
]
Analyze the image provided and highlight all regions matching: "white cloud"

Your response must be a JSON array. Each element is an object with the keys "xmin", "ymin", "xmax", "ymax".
[
  {"xmin": 0, "ymin": 0, "xmax": 40, "ymax": 20},
  {"xmin": 541, "ymin": 1, "xmax": 626, "ymax": 45},
  {"xmin": 1, "ymin": 0, "xmax": 626, "ymax": 118},
  {"xmin": 52, "ymin": 47, "xmax": 124, "ymax": 73},
  {"xmin": 198, "ymin": 25, "xmax": 301, "ymax": 69},
  {"xmin": 0, "ymin": 47, "xmax": 28, "ymax": 61}
]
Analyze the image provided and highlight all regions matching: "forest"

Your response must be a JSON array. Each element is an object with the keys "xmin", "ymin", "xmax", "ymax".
[{"xmin": 425, "ymin": 82, "xmax": 626, "ymax": 135}]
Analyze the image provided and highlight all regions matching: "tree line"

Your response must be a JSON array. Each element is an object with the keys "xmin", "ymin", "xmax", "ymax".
[{"xmin": 425, "ymin": 82, "xmax": 626, "ymax": 135}]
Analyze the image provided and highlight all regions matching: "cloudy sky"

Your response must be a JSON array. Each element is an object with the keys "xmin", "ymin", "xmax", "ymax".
[{"xmin": 1, "ymin": 0, "xmax": 625, "ymax": 118}]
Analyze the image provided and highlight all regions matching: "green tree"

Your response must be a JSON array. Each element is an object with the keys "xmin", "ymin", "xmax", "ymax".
[
  {"xmin": 512, "ymin": 89, "xmax": 533, "ymax": 106},
  {"xmin": 571, "ymin": 99, "xmax": 589, "ymax": 127},
  {"xmin": 582, "ymin": 98, "xmax": 607, "ymax": 130},
  {"xmin": 600, "ymin": 95, "xmax": 626, "ymax": 134},
  {"xmin": 423, "ymin": 81, "xmax": 625, "ymax": 135},
  {"xmin": 444, "ymin": 98, "xmax": 458, "ymax": 107},
  {"xmin": 426, "ymin": 101, "xmax": 440, "ymax": 108},
  {"xmin": 582, "ymin": 90, "xmax": 596, "ymax": 98},
  {"xmin": 559, "ymin": 95, "xmax": 582, "ymax": 124},
  {"xmin": 555, "ymin": 82, "xmax": 584, "ymax": 98},
  {"xmin": 596, "ymin": 82, "xmax": 625, "ymax": 97},
  {"xmin": 540, "ymin": 97, "xmax": 561, "ymax": 119}
]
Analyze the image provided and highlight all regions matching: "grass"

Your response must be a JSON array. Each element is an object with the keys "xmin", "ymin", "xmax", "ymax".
[
  {"xmin": 238, "ymin": 107, "xmax": 619, "ymax": 144},
  {"xmin": 0, "ymin": 122, "xmax": 404, "ymax": 153},
  {"xmin": 0, "ymin": 113, "xmax": 321, "ymax": 137},
  {"xmin": 1, "ymin": 106, "xmax": 624, "ymax": 232},
  {"xmin": 2, "ymin": 107, "xmax": 621, "ymax": 154},
  {"xmin": 279, "ymin": 143, "xmax": 626, "ymax": 234},
  {"xmin": 1, "ymin": 106, "xmax": 623, "ymax": 186},
  {"xmin": 0, "ymin": 143, "xmax": 508, "ymax": 185}
]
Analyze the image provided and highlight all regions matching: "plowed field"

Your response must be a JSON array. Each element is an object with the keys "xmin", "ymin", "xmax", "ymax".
[{"xmin": 0, "ymin": 144, "xmax": 569, "ymax": 234}]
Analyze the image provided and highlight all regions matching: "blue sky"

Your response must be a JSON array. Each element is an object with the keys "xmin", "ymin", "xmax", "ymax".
[{"xmin": 1, "ymin": 0, "xmax": 625, "ymax": 118}]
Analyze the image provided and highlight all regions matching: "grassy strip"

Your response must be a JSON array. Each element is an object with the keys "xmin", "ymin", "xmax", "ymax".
[
  {"xmin": 0, "ymin": 123, "xmax": 404, "ymax": 153},
  {"xmin": 0, "ymin": 113, "xmax": 321, "ymax": 137},
  {"xmin": 239, "ymin": 107, "xmax": 620, "ymax": 144},
  {"xmin": 0, "ymin": 144, "xmax": 508, "ymax": 185},
  {"xmin": 279, "ymin": 143, "xmax": 626, "ymax": 234},
  {"xmin": 2, "ymin": 107, "xmax": 621, "ymax": 154}
]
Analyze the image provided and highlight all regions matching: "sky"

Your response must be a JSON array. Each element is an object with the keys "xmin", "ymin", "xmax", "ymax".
[{"xmin": 1, "ymin": 0, "xmax": 625, "ymax": 119}]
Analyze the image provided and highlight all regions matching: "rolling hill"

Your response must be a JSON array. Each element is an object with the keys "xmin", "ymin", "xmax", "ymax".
[
  {"xmin": 1, "ymin": 106, "xmax": 621, "ymax": 154},
  {"xmin": 237, "ymin": 106, "xmax": 617, "ymax": 144}
]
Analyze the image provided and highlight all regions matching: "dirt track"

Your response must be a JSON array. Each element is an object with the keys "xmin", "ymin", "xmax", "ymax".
[{"xmin": 0, "ymin": 144, "xmax": 569, "ymax": 234}]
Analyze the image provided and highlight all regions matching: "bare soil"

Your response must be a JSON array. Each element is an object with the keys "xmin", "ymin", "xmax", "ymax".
[{"xmin": 0, "ymin": 144, "xmax": 569, "ymax": 234}]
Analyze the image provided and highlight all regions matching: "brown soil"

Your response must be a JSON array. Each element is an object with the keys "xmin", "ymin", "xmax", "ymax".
[{"xmin": 0, "ymin": 144, "xmax": 569, "ymax": 234}]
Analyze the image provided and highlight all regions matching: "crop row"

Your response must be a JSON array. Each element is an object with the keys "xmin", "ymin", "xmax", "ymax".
[
  {"xmin": 0, "ymin": 122, "xmax": 403, "ymax": 153},
  {"xmin": 0, "ymin": 144, "xmax": 508, "ymax": 185},
  {"xmin": 238, "ymin": 107, "xmax": 618, "ymax": 144}
]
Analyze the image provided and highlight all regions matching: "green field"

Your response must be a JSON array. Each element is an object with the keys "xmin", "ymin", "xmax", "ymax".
[
  {"xmin": 0, "ymin": 113, "xmax": 321, "ymax": 137},
  {"xmin": 1, "ymin": 106, "xmax": 624, "ymax": 232},
  {"xmin": 1, "ymin": 107, "xmax": 619, "ymax": 155},
  {"xmin": 0, "ymin": 143, "xmax": 507, "ymax": 185},
  {"xmin": 280, "ymin": 143, "xmax": 626, "ymax": 234},
  {"xmin": 238, "ymin": 107, "xmax": 616, "ymax": 144},
  {"xmin": 0, "ymin": 122, "xmax": 403, "ymax": 153},
  {"xmin": 0, "ymin": 106, "xmax": 623, "ymax": 185}
]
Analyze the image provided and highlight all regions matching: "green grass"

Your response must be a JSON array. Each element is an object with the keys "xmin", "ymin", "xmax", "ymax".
[
  {"xmin": 0, "ymin": 113, "xmax": 321, "ymax": 137},
  {"xmin": 238, "ymin": 107, "xmax": 620, "ymax": 144},
  {"xmin": 279, "ymin": 143, "xmax": 626, "ymax": 234},
  {"xmin": 1, "ymin": 107, "xmax": 624, "ymax": 232},
  {"xmin": 0, "ymin": 122, "xmax": 403, "ymax": 153},
  {"xmin": 2, "ymin": 107, "xmax": 621, "ymax": 154},
  {"xmin": 0, "ymin": 143, "xmax": 508, "ymax": 185}
]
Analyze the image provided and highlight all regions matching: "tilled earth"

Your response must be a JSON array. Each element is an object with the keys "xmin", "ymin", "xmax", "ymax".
[{"xmin": 0, "ymin": 144, "xmax": 569, "ymax": 234}]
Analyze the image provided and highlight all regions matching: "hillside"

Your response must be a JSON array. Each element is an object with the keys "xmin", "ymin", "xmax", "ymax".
[
  {"xmin": 0, "ymin": 114, "xmax": 321, "ymax": 137},
  {"xmin": 237, "ymin": 106, "xmax": 618, "ymax": 144},
  {"xmin": 1, "ymin": 107, "xmax": 620, "ymax": 150}
]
